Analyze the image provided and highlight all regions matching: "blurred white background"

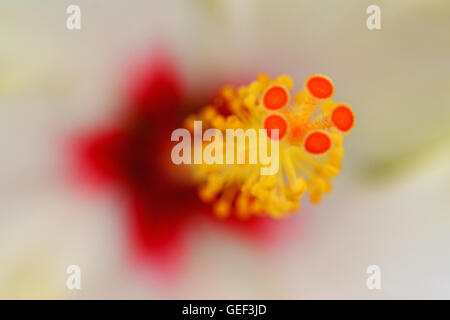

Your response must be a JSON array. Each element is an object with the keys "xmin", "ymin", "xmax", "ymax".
[{"xmin": 1, "ymin": 0, "xmax": 450, "ymax": 299}]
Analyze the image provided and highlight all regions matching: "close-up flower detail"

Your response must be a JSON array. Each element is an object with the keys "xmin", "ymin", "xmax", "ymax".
[
  {"xmin": 3, "ymin": 0, "xmax": 450, "ymax": 302},
  {"xmin": 185, "ymin": 74, "xmax": 354, "ymax": 219}
]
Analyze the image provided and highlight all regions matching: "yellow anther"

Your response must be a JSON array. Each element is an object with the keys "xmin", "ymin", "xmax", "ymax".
[
  {"xmin": 257, "ymin": 73, "xmax": 270, "ymax": 85},
  {"xmin": 276, "ymin": 75, "xmax": 294, "ymax": 90},
  {"xmin": 214, "ymin": 200, "xmax": 231, "ymax": 219}
]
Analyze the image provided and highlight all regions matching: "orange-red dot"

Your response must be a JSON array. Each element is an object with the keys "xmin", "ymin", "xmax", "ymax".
[
  {"xmin": 264, "ymin": 114, "xmax": 287, "ymax": 140},
  {"xmin": 331, "ymin": 105, "xmax": 354, "ymax": 132},
  {"xmin": 263, "ymin": 85, "xmax": 288, "ymax": 110},
  {"xmin": 306, "ymin": 75, "xmax": 334, "ymax": 99},
  {"xmin": 304, "ymin": 131, "xmax": 331, "ymax": 154}
]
